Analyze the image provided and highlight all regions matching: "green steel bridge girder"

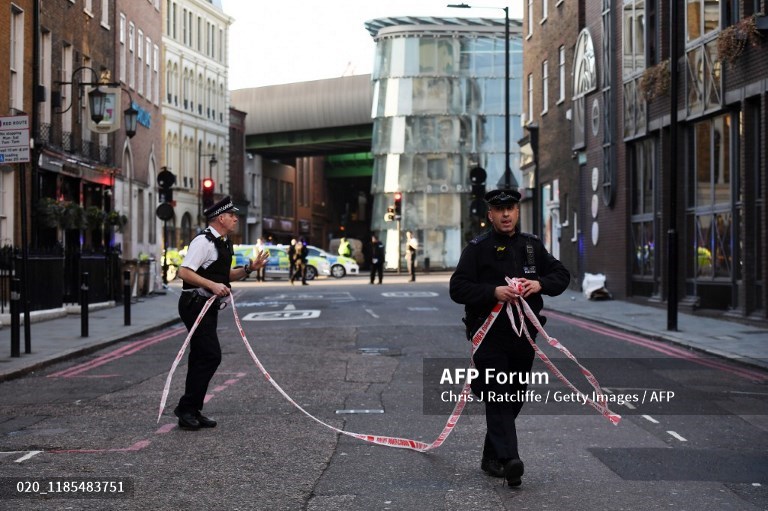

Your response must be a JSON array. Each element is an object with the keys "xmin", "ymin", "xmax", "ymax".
[{"xmin": 245, "ymin": 125, "xmax": 372, "ymax": 154}]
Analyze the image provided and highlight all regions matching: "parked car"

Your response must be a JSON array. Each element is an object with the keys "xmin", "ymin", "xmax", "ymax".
[
  {"xmin": 307, "ymin": 246, "xmax": 359, "ymax": 278},
  {"xmin": 232, "ymin": 244, "xmax": 330, "ymax": 280}
]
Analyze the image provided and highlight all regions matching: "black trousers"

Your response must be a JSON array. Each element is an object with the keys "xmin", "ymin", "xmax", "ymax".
[
  {"xmin": 407, "ymin": 251, "xmax": 416, "ymax": 280},
  {"xmin": 177, "ymin": 293, "xmax": 221, "ymax": 413},
  {"xmin": 291, "ymin": 262, "xmax": 306, "ymax": 284},
  {"xmin": 370, "ymin": 262, "xmax": 383, "ymax": 283},
  {"xmin": 471, "ymin": 326, "xmax": 535, "ymax": 461}
]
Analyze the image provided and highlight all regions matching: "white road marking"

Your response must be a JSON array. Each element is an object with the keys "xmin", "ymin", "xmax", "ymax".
[
  {"xmin": 642, "ymin": 415, "xmax": 659, "ymax": 424},
  {"xmin": 365, "ymin": 308, "xmax": 379, "ymax": 318},
  {"xmin": 15, "ymin": 451, "xmax": 42, "ymax": 463},
  {"xmin": 667, "ymin": 430, "xmax": 687, "ymax": 442}
]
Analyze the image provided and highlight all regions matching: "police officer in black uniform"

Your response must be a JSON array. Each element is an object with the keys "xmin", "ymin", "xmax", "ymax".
[
  {"xmin": 449, "ymin": 189, "xmax": 570, "ymax": 486},
  {"xmin": 174, "ymin": 196, "xmax": 268, "ymax": 430}
]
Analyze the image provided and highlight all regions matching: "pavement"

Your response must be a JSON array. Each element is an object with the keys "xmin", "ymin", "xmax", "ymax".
[{"xmin": 0, "ymin": 273, "xmax": 766, "ymax": 382}]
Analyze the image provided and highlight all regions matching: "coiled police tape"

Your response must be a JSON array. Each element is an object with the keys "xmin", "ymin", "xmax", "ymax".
[
  {"xmin": 504, "ymin": 277, "xmax": 621, "ymax": 425},
  {"xmin": 158, "ymin": 282, "xmax": 618, "ymax": 452}
]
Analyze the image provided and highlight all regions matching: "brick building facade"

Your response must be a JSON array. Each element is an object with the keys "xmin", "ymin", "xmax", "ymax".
[{"xmin": 523, "ymin": 0, "xmax": 768, "ymax": 321}]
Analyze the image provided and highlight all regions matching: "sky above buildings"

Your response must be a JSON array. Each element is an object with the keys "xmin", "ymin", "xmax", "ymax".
[{"xmin": 223, "ymin": 0, "xmax": 521, "ymax": 90}]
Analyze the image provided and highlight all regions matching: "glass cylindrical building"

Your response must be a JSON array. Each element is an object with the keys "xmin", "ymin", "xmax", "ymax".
[{"xmin": 366, "ymin": 16, "xmax": 524, "ymax": 269}]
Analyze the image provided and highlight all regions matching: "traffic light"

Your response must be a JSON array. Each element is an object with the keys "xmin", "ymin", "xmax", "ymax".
[
  {"xmin": 394, "ymin": 192, "xmax": 402, "ymax": 219},
  {"xmin": 469, "ymin": 167, "xmax": 487, "ymax": 218},
  {"xmin": 202, "ymin": 178, "xmax": 215, "ymax": 209},
  {"xmin": 157, "ymin": 168, "xmax": 176, "ymax": 204},
  {"xmin": 384, "ymin": 206, "xmax": 395, "ymax": 222},
  {"xmin": 156, "ymin": 168, "xmax": 176, "ymax": 221}
]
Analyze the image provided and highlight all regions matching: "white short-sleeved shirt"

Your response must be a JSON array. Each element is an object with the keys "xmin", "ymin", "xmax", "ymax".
[{"xmin": 181, "ymin": 226, "xmax": 227, "ymax": 297}]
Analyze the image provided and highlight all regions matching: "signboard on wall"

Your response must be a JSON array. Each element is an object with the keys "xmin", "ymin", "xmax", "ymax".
[{"xmin": 0, "ymin": 115, "xmax": 30, "ymax": 163}]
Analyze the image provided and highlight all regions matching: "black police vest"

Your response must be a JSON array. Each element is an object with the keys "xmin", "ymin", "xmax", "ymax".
[{"xmin": 182, "ymin": 230, "xmax": 233, "ymax": 290}]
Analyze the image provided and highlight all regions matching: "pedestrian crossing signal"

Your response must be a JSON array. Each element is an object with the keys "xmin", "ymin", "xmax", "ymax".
[
  {"xmin": 394, "ymin": 192, "xmax": 402, "ymax": 219},
  {"xmin": 385, "ymin": 206, "xmax": 395, "ymax": 222}
]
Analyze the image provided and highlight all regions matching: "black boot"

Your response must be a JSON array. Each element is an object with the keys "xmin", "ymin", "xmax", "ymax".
[{"xmin": 504, "ymin": 458, "xmax": 524, "ymax": 487}]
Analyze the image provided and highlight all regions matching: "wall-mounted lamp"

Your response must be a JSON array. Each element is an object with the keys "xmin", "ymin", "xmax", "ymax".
[{"xmin": 55, "ymin": 66, "xmax": 138, "ymax": 138}]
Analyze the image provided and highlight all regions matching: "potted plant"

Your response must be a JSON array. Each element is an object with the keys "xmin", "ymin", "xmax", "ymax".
[
  {"xmin": 717, "ymin": 14, "xmax": 763, "ymax": 65},
  {"xmin": 639, "ymin": 59, "xmax": 670, "ymax": 101}
]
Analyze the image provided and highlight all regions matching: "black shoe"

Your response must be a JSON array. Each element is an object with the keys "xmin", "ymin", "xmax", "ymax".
[
  {"xmin": 302, "ymin": 282, "xmax": 309, "ymax": 285},
  {"xmin": 196, "ymin": 413, "xmax": 217, "ymax": 428},
  {"xmin": 481, "ymin": 458, "xmax": 505, "ymax": 478},
  {"xmin": 174, "ymin": 407, "xmax": 200, "ymax": 430},
  {"xmin": 504, "ymin": 459, "xmax": 524, "ymax": 487}
]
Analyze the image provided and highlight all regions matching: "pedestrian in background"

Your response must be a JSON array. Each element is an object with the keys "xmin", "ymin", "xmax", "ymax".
[
  {"xmin": 291, "ymin": 238, "xmax": 309, "ymax": 286},
  {"xmin": 287, "ymin": 238, "xmax": 298, "ymax": 282},
  {"xmin": 254, "ymin": 238, "xmax": 266, "ymax": 282},
  {"xmin": 339, "ymin": 237, "xmax": 352, "ymax": 258},
  {"xmin": 449, "ymin": 189, "xmax": 569, "ymax": 487},
  {"xmin": 406, "ymin": 231, "xmax": 418, "ymax": 282},
  {"xmin": 174, "ymin": 197, "xmax": 268, "ymax": 431},
  {"xmin": 370, "ymin": 234, "xmax": 385, "ymax": 285}
]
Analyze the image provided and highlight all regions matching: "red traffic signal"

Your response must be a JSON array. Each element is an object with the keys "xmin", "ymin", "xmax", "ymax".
[
  {"xmin": 394, "ymin": 192, "xmax": 402, "ymax": 219},
  {"xmin": 202, "ymin": 178, "xmax": 215, "ymax": 209}
]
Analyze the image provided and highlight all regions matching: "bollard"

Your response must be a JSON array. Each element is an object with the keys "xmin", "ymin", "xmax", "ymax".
[
  {"xmin": 424, "ymin": 257, "xmax": 430, "ymax": 274},
  {"xmin": 80, "ymin": 272, "xmax": 89, "ymax": 337},
  {"xmin": 123, "ymin": 270, "xmax": 131, "ymax": 326},
  {"xmin": 10, "ymin": 278, "xmax": 20, "ymax": 358}
]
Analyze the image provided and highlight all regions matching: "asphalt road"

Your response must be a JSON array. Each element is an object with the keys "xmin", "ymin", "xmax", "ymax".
[{"xmin": 1, "ymin": 276, "xmax": 766, "ymax": 510}]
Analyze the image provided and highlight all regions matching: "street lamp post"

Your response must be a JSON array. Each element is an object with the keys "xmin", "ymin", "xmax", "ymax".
[
  {"xmin": 448, "ymin": 3, "xmax": 511, "ymax": 189},
  {"xmin": 197, "ymin": 149, "xmax": 218, "ymax": 224}
]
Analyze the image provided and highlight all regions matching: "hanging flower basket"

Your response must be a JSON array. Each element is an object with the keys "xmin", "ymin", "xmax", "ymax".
[
  {"xmin": 717, "ymin": 15, "xmax": 763, "ymax": 65},
  {"xmin": 85, "ymin": 206, "xmax": 106, "ymax": 230},
  {"xmin": 638, "ymin": 59, "xmax": 670, "ymax": 101},
  {"xmin": 37, "ymin": 198, "xmax": 66, "ymax": 229},
  {"xmin": 37, "ymin": 199, "xmax": 86, "ymax": 230},
  {"xmin": 106, "ymin": 210, "xmax": 128, "ymax": 232}
]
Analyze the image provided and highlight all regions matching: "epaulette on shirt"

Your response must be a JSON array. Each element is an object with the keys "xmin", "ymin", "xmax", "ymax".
[{"xmin": 469, "ymin": 231, "xmax": 492, "ymax": 245}]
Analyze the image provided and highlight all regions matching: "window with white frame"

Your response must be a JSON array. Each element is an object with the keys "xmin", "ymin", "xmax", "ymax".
[
  {"xmin": 129, "ymin": 22, "xmax": 135, "ymax": 89},
  {"xmin": 153, "ymin": 45, "xmax": 160, "ymax": 105},
  {"xmin": 542, "ymin": 0, "xmax": 548, "ymax": 21},
  {"xmin": 82, "ymin": 56, "xmax": 92, "ymax": 144},
  {"xmin": 197, "ymin": 16, "xmax": 202, "ymax": 51},
  {"xmin": 62, "ymin": 44, "xmax": 74, "ymax": 146},
  {"xmin": 101, "ymin": 0, "xmax": 110, "ymax": 28},
  {"xmin": 119, "ymin": 14, "xmax": 126, "ymax": 82},
  {"xmin": 188, "ymin": 10, "xmax": 193, "ymax": 48},
  {"xmin": 10, "ymin": 5, "xmax": 24, "ymax": 112},
  {"xmin": 182, "ymin": 8, "xmax": 188, "ymax": 45},
  {"xmin": 558, "ymin": 45, "xmax": 565, "ymax": 102},
  {"xmin": 528, "ymin": 0, "xmax": 534, "ymax": 36},
  {"xmin": 542, "ymin": 60, "xmax": 549, "ymax": 114},
  {"xmin": 527, "ymin": 73, "xmax": 533, "ymax": 123},
  {"xmin": 40, "ymin": 30, "xmax": 52, "ymax": 126},
  {"xmin": 210, "ymin": 23, "xmax": 216, "ymax": 58},
  {"xmin": 146, "ymin": 38, "xmax": 152, "ymax": 102},
  {"xmin": 137, "ymin": 30, "xmax": 144, "ymax": 95},
  {"xmin": 84, "ymin": 0, "xmax": 93, "ymax": 16}
]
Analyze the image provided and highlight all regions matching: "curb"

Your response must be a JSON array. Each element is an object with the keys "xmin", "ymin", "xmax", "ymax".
[
  {"xmin": 0, "ymin": 318, "xmax": 182, "ymax": 383},
  {"xmin": 548, "ymin": 308, "xmax": 768, "ymax": 373}
]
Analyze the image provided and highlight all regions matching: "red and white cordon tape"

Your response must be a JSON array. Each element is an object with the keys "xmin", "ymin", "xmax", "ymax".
[
  {"xmin": 157, "ymin": 280, "xmax": 619, "ymax": 452},
  {"xmin": 504, "ymin": 277, "xmax": 621, "ymax": 425}
]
